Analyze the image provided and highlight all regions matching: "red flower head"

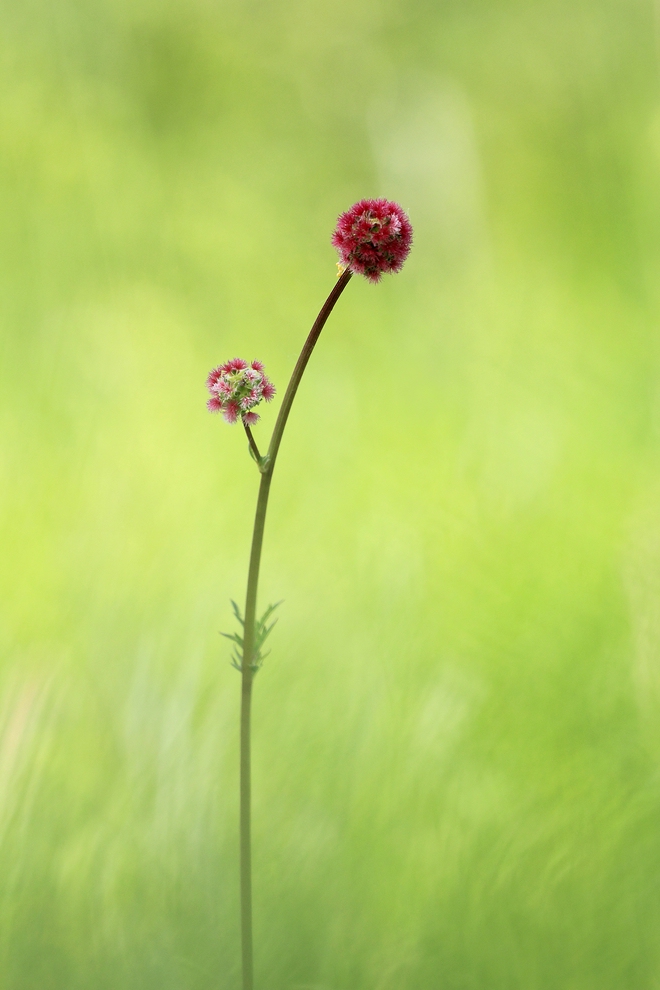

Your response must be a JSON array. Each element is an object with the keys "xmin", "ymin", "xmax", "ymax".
[
  {"xmin": 332, "ymin": 198, "xmax": 413, "ymax": 283},
  {"xmin": 206, "ymin": 359, "xmax": 276, "ymax": 424}
]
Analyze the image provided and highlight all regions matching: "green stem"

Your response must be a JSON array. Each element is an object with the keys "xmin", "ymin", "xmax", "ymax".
[
  {"xmin": 239, "ymin": 470, "xmax": 271, "ymax": 990},
  {"xmin": 243, "ymin": 422, "xmax": 262, "ymax": 465},
  {"xmin": 239, "ymin": 268, "xmax": 352, "ymax": 990}
]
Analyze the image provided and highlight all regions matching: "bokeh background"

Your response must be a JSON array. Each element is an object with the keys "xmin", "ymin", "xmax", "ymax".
[{"xmin": 2, "ymin": 0, "xmax": 660, "ymax": 986}]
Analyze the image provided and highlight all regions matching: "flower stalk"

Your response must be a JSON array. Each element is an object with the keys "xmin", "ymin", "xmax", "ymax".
[
  {"xmin": 207, "ymin": 199, "xmax": 412, "ymax": 990},
  {"xmin": 242, "ymin": 422, "xmax": 262, "ymax": 466},
  {"xmin": 238, "ymin": 268, "xmax": 352, "ymax": 990}
]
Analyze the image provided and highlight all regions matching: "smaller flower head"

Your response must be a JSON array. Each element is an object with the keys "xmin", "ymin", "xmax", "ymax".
[
  {"xmin": 332, "ymin": 198, "xmax": 412, "ymax": 283},
  {"xmin": 206, "ymin": 359, "xmax": 275, "ymax": 424}
]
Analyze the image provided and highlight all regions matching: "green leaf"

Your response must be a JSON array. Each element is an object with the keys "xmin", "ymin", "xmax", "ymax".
[{"xmin": 222, "ymin": 599, "xmax": 283, "ymax": 673}]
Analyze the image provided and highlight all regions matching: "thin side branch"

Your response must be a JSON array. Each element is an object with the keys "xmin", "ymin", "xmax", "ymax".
[{"xmin": 243, "ymin": 421, "xmax": 262, "ymax": 464}]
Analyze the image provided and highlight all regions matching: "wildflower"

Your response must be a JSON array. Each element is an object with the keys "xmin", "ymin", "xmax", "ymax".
[
  {"xmin": 332, "ymin": 198, "xmax": 412, "ymax": 283},
  {"xmin": 206, "ymin": 359, "xmax": 276, "ymax": 424}
]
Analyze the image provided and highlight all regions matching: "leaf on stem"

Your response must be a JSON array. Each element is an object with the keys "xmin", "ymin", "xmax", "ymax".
[{"xmin": 222, "ymin": 600, "xmax": 283, "ymax": 673}]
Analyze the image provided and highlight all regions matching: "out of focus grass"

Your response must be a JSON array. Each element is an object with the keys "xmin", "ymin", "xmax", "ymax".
[{"xmin": 2, "ymin": 0, "xmax": 660, "ymax": 986}]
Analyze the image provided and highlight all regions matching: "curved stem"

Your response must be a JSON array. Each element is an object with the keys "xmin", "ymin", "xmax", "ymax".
[
  {"xmin": 243, "ymin": 421, "xmax": 262, "ymax": 464},
  {"xmin": 266, "ymin": 269, "xmax": 352, "ymax": 469},
  {"xmin": 239, "ymin": 268, "xmax": 352, "ymax": 990}
]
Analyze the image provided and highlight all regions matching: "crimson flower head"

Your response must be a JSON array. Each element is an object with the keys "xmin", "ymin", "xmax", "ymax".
[
  {"xmin": 206, "ymin": 358, "xmax": 276, "ymax": 425},
  {"xmin": 332, "ymin": 198, "xmax": 413, "ymax": 283}
]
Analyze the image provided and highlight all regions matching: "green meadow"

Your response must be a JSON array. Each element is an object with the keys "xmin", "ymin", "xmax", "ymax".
[{"xmin": 2, "ymin": 0, "xmax": 660, "ymax": 986}]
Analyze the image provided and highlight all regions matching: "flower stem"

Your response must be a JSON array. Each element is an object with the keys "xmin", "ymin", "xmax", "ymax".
[
  {"xmin": 266, "ymin": 269, "xmax": 352, "ymax": 469},
  {"xmin": 239, "ymin": 267, "xmax": 352, "ymax": 990},
  {"xmin": 239, "ymin": 470, "xmax": 271, "ymax": 990},
  {"xmin": 242, "ymin": 422, "xmax": 262, "ymax": 465}
]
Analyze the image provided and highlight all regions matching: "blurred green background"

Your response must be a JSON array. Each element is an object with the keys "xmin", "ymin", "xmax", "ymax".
[{"xmin": 1, "ymin": 0, "xmax": 660, "ymax": 986}]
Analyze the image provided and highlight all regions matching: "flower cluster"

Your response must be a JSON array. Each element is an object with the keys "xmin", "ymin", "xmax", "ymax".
[
  {"xmin": 332, "ymin": 198, "xmax": 413, "ymax": 283},
  {"xmin": 206, "ymin": 359, "xmax": 275, "ymax": 425}
]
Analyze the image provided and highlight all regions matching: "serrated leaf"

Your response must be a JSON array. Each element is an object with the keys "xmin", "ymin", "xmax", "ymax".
[
  {"xmin": 230, "ymin": 600, "xmax": 245, "ymax": 626},
  {"xmin": 223, "ymin": 599, "xmax": 283, "ymax": 673}
]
